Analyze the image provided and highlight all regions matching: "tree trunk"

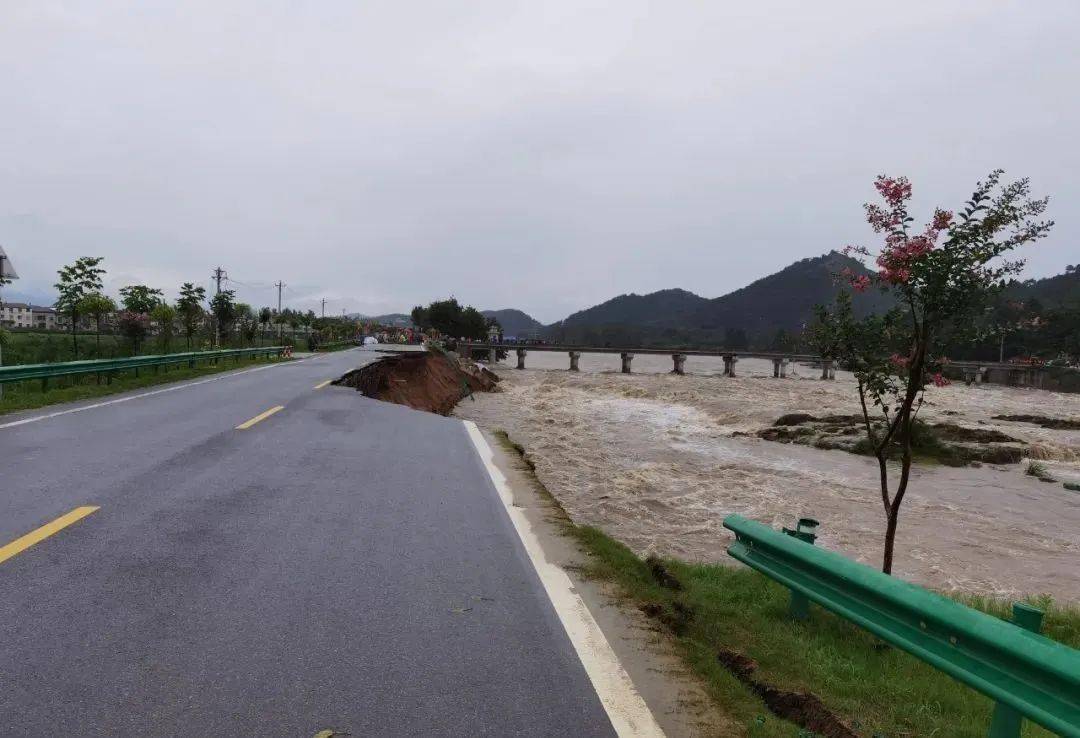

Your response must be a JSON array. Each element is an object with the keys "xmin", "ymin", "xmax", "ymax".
[
  {"xmin": 882, "ymin": 509, "xmax": 899, "ymax": 574},
  {"xmin": 71, "ymin": 316, "xmax": 78, "ymax": 359}
]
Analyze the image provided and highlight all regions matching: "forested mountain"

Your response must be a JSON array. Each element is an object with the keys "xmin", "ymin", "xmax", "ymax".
[
  {"xmin": 481, "ymin": 309, "xmax": 544, "ymax": 337},
  {"xmin": 558, "ymin": 288, "xmax": 710, "ymax": 329},
  {"xmin": 544, "ymin": 252, "xmax": 888, "ymax": 348},
  {"xmin": 1005, "ymin": 266, "xmax": 1080, "ymax": 307}
]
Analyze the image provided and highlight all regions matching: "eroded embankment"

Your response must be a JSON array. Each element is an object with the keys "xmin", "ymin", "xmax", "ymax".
[{"xmin": 335, "ymin": 350, "xmax": 498, "ymax": 414}]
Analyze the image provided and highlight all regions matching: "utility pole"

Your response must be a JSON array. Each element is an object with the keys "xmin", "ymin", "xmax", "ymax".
[
  {"xmin": 321, "ymin": 298, "xmax": 326, "ymax": 318},
  {"xmin": 212, "ymin": 266, "xmax": 225, "ymax": 348},
  {"xmin": 275, "ymin": 280, "xmax": 285, "ymax": 339}
]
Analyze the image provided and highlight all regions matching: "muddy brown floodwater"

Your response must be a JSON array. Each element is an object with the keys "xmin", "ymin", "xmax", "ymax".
[{"xmin": 454, "ymin": 352, "xmax": 1080, "ymax": 602}]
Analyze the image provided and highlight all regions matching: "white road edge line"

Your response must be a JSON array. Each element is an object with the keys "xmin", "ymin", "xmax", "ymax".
[
  {"xmin": 0, "ymin": 361, "xmax": 291, "ymax": 430},
  {"xmin": 462, "ymin": 420, "xmax": 665, "ymax": 738}
]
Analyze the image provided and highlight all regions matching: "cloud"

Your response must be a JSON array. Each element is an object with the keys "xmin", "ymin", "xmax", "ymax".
[{"xmin": 2, "ymin": 0, "xmax": 1077, "ymax": 323}]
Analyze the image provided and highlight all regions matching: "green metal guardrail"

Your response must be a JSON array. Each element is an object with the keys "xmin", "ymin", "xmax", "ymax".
[
  {"xmin": 0, "ymin": 347, "xmax": 288, "ymax": 389},
  {"xmin": 723, "ymin": 514, "xmax": 1080, "ymax": 738}
]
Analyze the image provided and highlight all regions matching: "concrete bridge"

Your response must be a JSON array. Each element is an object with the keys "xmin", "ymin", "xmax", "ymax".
[
  {"xmin": 948, "ymin": 360, "xmax": 1078, "ymax": 392},
  {"xmin": 457, "ymin": 342, "xmax": 836, "ymax": 379},
  {"xmin": 457, "ymin": 343, "xmax": 1075, "ymax": 391}
]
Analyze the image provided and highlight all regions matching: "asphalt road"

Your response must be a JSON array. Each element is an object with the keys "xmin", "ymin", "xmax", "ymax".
[{"xmin": 0, "ymin": 349, "xmax": 616, "ymax": 736}]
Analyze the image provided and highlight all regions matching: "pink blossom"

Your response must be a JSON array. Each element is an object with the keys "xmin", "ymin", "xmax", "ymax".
[
  {"xmin": 877, "ymin": 265, "xmax": 911, "ymax": 284},
  {"xmin": 874, "ymin": 175, "xmax": 912, "ymax": 206},
  {"xmin": 865, "ymin": 204, "xmax": 897, "ymax": 232},
  {"xmin": 889, "ymin": 353, "xmax": 910, "ymax": 369},
  {"xmin": 931, "ymin": 209, "xmax": 953, "ymax": 231},
  {"xmin": 850, "ymin": 274, "xmax": 871, "ymax": 292},
  {"xmin": 931, "ymin": 373, "xmax": 949, "ymax": 387}
]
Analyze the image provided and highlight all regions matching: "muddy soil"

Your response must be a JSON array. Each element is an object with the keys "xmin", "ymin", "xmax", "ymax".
[
  {"xmin": 753, "ymin": 414, "xmax": 1029, "ymax": 465},
  {"xmin": 335, "ymin": 351, "xmax": 497, "ymax": 414}
]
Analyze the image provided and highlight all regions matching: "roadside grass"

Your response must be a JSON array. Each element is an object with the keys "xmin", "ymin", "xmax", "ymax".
[
  {"xmin": 493, "ymin": 429, "xmax": 1080, "ymax": 738},
  {"xmin": 0, "ymin": 355, "xmax": 288, "ymax": 416}
]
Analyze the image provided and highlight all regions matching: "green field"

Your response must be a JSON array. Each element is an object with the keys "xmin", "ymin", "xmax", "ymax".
[{"xmin": 495, "ymin": 430, "xmax": 1080, "ymax": 738}]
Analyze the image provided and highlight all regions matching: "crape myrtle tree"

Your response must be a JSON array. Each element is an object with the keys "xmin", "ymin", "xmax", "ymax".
[
  {"xmin": 116, "ymin": 311, "xmax": 151, "ymax": 354},
  {"xmin": 54, "ymin": 256, "xmax": 106, "ymax": 358},
  {"xmin": 811, "ymin": 171, "xmax": 1052, "ymax": 574},
  {"xmin": 177, "ymin": 283, "xmax": 206, "ymax": 348}
]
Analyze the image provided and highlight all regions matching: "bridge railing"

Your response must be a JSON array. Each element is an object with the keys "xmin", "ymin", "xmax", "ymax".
[
  {"xmin": 0, "ymin": 347, "xmax": 288, "ymax": 387},
  {"xmin": 723, "ymin": 514, "xmax": 1080, "ymax": 737}
]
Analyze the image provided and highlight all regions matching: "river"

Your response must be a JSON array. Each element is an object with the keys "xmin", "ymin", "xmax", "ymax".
[{"xmin": 454, "ymin": 352, "xmax": 1080, "ymax": 602}]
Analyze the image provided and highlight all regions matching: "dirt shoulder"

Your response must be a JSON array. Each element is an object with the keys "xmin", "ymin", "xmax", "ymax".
[{"xmin": 482, "ymin": 427, "xmax": 740, "ymax": 737}]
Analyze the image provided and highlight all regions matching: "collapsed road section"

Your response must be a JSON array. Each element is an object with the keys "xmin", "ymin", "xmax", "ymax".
[{"xmin": 334, "ymin": 349, "xmax": 499, "ymax": 414}]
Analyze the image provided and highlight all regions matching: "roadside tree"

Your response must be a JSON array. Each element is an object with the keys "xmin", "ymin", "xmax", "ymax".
[
  {"xmin": 78, "ymin": 292, "xmax": 117, "ymax": 355},
  {"xmin": 209, "ymin": 289, "xmax": 237, "ymax": 347},
  {"xmin": 177, "ymin": 283, "xmax": 207, "ymax": 348},
  {"xmin": 119, "ymin": 285, "xmax": 164, "ymax": 314},
  {"xmin": 54, "ymin": 256, "xmax": 106, "ymax": 359},
  {"xmin": 116, "ymin": 311, "xmax": 151, "ymax": 354},
  {"xmin": 151, "ymin": 302, "xmax": 177, "ymax": 353},
  {"xmin": 812, "ymin": 171, "xmax": 1052, "ymax": 574}
]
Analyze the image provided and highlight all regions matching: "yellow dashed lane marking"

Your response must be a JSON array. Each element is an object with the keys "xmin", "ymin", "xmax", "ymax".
[
  {"xmin": 236, "ymin": 405, "xmax": 285, "ymax": 430},
  {"xmin": 0, "ymin": 506, "xmax": 100, "ymax": 565}
]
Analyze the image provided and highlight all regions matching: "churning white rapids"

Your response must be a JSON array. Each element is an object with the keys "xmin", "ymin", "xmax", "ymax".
[{"xmin": 454, "ymin": 352, "xmax": 1080, "ymax": 603}]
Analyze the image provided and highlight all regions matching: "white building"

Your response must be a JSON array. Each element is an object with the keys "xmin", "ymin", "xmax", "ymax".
[
  {"xmin": 1, "ymin": 302, "xmax": 34, "ymax": 328},
  {"xmin": 31, "ymin": 305, "xmax": 58, "ymax": 330},
  {"xmin": 1, "ymin": 302, "xmax": 59, "ymax": 330}
]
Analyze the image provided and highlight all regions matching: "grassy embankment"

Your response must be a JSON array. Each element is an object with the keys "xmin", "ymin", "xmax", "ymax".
[
  {"xmin": 494, "ymin": 430, "xmax": 1080, "ymax": 737},
  {"xmin": 0, "ymin": 354, "xmax": 288, "ymax": 416}
]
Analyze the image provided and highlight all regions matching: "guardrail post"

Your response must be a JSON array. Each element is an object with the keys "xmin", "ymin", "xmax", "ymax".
[
  {"xmin": 781, "ymin": 517, "xmax": 820, "ymax": 620},
  {"xmin": 987, "ymin": 603, "xmax": 1045, "ymax": 738},
  {"xmin": 41, "ymin": 377, "xmax": 48, "ymax": 392}
]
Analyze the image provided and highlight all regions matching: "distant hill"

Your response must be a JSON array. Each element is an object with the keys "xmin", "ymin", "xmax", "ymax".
[
  {"xmin": 1005, "ymin": 267, "xmax": 1080, "ymax": 308},
  {"xmin": 690, "ymin": 251, "xmax": 892, "ymax": 337},
  {"xmin": 545, "ymin": 252, "xmax": 888, "ymax": 348},
  {"xmin": 560, "ymin": 288, "xmax": 709, "ymax": 329},
  {"xmin": 358, "ymin": 313, "xmax": 412, "ymax": 327},
  {"xmin": 482, "ymin": 309, "xmax": 543, "ymax": 337}
]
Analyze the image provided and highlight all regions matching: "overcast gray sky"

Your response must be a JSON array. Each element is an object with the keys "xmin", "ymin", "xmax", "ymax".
[{"xmin": 2, "ymin": 1, "xmax": 1076, "ymax": 322}]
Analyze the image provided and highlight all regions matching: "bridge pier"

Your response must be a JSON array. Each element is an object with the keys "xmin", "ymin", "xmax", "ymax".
[
  {"xmin": 772, "ymin": 358, "xmax": 789, "ymax": 378},
  {"xmin": 671, "ymin": 353, "xmax": 686, "ymax": 375},
  {"xmin": 722, "ymin": 355, "xmax": 737, "ymax": 377},
  {"xmin": 516, "ymin": 348, "xmax": 527, "ymax": 370},
  {"xmin": 568, "ymin": 351, "xmax": 581, "ymax": 371},
  {"xmin": 620, "ymin": 352, "xmax": 634, "ymax": 374},
  {"xmin": 820, "ymin": 360, "xmax": 835, "ymax": 380}
]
